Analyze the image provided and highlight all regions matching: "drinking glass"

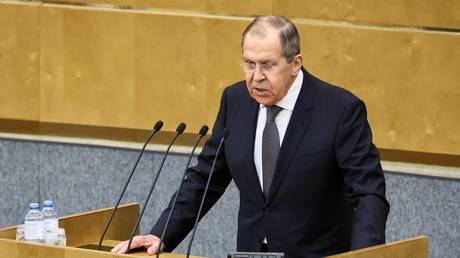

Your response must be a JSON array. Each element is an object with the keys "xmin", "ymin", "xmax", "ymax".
[
  {"xmin": 44, "ymin": 227, "xmax": 66, "ymax": 246},
  {"xmin": 15, "ymin": 224, "xmax": 25, "ymax": 241}
]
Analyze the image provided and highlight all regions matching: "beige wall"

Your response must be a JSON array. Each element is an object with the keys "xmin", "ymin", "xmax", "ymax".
[
  {"xmin": 0, "ymin": 2, "xmax": 40, "ymax": 121},
  {"xmin": 0, "ymin": 0, "xmax": 459, "ymax": 160}
]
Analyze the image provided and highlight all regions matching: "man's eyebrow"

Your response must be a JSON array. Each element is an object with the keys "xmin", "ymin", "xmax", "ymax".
[{"xmin": 242, "ymin": 57, "xmax": 274, "ymax": 63}]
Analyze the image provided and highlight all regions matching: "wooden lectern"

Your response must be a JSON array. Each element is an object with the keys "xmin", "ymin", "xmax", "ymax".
[
  {"xmin": 326, "ymin": 235, "xmax": 428, "ymax": 258},
  {"xmin": 0, "ymin": 203, "xmax": 428, "ymax": 258},
  {"xmin": 0, "ymin": 203, "xmax": 204, "ymax": 258}
]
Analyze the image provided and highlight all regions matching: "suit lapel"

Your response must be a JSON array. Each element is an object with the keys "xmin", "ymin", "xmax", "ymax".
[{"xmin": 265, "ymin": 69, "xmax": 315, "ymax": 205}]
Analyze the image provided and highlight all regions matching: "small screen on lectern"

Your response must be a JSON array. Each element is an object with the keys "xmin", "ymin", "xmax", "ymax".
[{"xmin": 227, "ymin": 252, "xmax": 285, "ymax": 258}]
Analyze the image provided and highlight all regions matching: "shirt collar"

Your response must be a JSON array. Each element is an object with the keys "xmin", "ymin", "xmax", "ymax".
[{"xmin": 259, "ymin": 70, "xmax": 303, "ymax": 111}]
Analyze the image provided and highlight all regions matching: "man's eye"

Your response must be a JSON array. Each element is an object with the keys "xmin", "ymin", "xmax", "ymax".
[
  {"xmin": 261, "ymin": 63, "xmax": 275, "ymax": 70},
  {"xmin": 244, "ymin": 61, "xmax": 255, "ymax": 68}
]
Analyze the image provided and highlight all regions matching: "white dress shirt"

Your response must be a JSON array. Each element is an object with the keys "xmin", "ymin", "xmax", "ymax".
[{"xmin": 254, "ymin": 71, "xmax": 303, "ymax": 192}]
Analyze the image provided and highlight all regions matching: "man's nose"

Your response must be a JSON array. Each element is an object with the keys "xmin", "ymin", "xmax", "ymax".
[{"xmin": 253, "ymin": 66, "xmax": 266, "ymax": 81}]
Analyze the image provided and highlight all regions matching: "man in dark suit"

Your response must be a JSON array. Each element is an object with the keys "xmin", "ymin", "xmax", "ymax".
[{"xmin": 112, "ymin": 16, "xmax": 389, "ymax": 257}]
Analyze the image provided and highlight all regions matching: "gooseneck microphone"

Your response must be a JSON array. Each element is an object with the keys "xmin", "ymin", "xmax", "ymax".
[
  {"xmin": 126, "ymin": 122, "xmax": 187, "ymax": 253},
  {"xmin": 186, "ymin": 128, "xmax": 230, "ymax": 258},
  {"xmin": 156, "ymin": 125, "xmax": 209, "ymax": 258},
  {"xmin": 98, "ymin": 120, "xmax": 163, "ymax": 250}
]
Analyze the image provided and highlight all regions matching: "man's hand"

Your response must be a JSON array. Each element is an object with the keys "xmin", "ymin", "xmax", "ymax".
[{"xmin": 111, "ymin": 234, "xmax": 165, "ymax": 254}]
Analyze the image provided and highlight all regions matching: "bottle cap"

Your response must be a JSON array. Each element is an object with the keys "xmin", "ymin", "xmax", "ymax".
[
  {"xmin": 44, "ymin": 200, "xmax": 54, "ymax": 207},
  {"xmin": 29, "ymin": 202, "xmax": 40, "ymax": 209}
]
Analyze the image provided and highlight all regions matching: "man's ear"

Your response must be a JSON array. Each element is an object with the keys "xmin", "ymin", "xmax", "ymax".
[{"xmin": 292, "ymin": 54, "xmax": 303, "ymax": 75}]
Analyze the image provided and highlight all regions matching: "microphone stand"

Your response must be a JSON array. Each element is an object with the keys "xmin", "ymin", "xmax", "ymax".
[
  {"xmin": 185, "ymin": 128, "xmax": 229, "ymax": 258},
  {"xmin": 156, "ymin": 125, "xmax": 209, "ymax": 258},
  {"xmin": 97, "ymin": 120, "xmax": 163, "ymax": 250},
  {"xmin": 126, "ymin": 122, "xmax": 186, "ymax": 253}
]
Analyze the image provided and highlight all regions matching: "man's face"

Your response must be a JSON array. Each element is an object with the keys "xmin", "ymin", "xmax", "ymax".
[{"xmin": 242, "ymin": 28, "xmax": 302, "ymax": 106}]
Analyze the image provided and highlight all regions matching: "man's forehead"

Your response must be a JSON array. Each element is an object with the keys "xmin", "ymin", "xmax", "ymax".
[
  {"xmin": 243, "ymin": 31, "xmax": 281, "ymax": 57},
  {"xmin": 246, "ymin": 22, "xmax": 278, "ymax": 39}
]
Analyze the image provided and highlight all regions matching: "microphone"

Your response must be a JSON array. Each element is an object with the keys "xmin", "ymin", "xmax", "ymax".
[
  {"xmin": 186, "ymin": 128, "xmax": 230, "ymax": 258},
  {"xmin": 97, "ymin": 120, "xmax": 163, "ymax": 250},
  {"xmin": 156, "ymin": 125, "xmax": 209, "ymax": 258},
  {"xmin": 126, "ymin": 122, "xmax": 187, "ymax": 253}
]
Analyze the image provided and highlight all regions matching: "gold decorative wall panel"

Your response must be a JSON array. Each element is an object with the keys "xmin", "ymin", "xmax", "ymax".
[
  {"xmin": 43, "ymin": 0, "xmax": 272, "ymax": 16},
  {"xmin": 297, "ymin": 23, "xmax": 460, "ymax": 155},
  {"xmin": 46, "ymin": 0, "xmax": 460, "ymax": 29},
  {"xmin": 133, "ymin": 11, "xmax": 209, "ymax": 131},
  {"xmin": 0, "ymin": 2, "xmax": 40, "ymax": 121},
  {"xmin": 205, "ymin": 17, "xmax": 248, "ymax": 123},
  {"xmin": 39, "ymin": 5, "xmax": 236, "ymax": 132},
  {"xmin": 40, "ymin": 5, "xmax": 138, "ymax": 128},
  {"xmin": 274, "ymin": 0, "xmax": 460, "ymax": 29},
  {"xmin": 0, "ymin": 1, "xmax": 459, "ymax": 161},
  {"xmin": 48, "ymin": 0, "xmax": 208, "ymax": 11}
]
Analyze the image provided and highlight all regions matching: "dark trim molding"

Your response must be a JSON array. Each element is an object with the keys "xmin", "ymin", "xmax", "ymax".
[{"xmin": 1, "ymin": 118, "xmax": 459, "ymax": 166}]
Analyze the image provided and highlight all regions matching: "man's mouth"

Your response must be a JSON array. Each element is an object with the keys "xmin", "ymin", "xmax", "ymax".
[{"xmin": 253, "ymin": 88, "xmax": 269, "ymax": 95}]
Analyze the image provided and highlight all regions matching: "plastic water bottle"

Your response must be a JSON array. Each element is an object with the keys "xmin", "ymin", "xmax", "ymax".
[
  {"xmin": 24, "ymin": 202, "xmax": 44, "ymax": 243},
  {"xmin": 42, "ymin": 200, "xmax": 58, "ymax": 231}
]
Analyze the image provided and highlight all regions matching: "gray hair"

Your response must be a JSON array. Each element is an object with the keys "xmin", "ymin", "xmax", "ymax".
[{"xmin": 241, "ymin": 16, "xmax": 300, "ymax": 63}]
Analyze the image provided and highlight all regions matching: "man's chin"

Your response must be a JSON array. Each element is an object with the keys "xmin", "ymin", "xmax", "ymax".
[{"xmin": 251, "ymin": 95, "xmax": 275, "ymax": 106}]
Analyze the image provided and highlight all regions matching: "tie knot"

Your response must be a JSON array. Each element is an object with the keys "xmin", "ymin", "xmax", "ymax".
[{"xmin": 266, "ymin": 105, "xmax": 282, "ymax": 123}]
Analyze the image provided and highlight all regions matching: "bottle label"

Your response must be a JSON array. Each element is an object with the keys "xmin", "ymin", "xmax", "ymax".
[{"xmin": 24, "ymin": 221, "xmax": 44, "ymax": 241}]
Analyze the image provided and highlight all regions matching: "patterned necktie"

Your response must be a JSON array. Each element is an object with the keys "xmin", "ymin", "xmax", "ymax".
[{"xmin": 262, "ymin": 105, "xmax": 283, "ymax": 199}]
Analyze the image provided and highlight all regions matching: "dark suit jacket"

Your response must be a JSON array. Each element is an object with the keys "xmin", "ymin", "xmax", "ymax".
[{"xmin": 151, "ymin": 68, "xmax": 390, "ymax": 257}]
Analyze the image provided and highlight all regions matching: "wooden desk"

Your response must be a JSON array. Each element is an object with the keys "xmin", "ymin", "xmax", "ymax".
[{"xmin": 0, "ymin": 203, "xmax": 204, "ymax": 258}]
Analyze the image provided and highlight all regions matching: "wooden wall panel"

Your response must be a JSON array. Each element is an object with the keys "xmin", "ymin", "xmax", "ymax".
[
  {"xmin": 297, "ymin": 24, "xmax": 460, "ymax": 155},
  {"xmin": 125, "ymin": 0, "xmax": 206, "ymax": 11},
  {"xmin": 45, "ymin": 0, "xmax": 459, "ymax": 29},
  {"xmin": 44, "ymin": 0, "xmax": 272, "ymax": 16},
  {"xmin": 37, "ymin": 6, "xmax": 250, "ymax": 133},
  {"xmin": 0, "ymin": 2, "xmax": 40, "ymax": 121},
  {"xmin": 133, "ymin": 11, "xmax": 208, "ymax": 131},
  {"xmin": 205, "ymin": 17, "xmax": 248, "ymax": 124},
  {"xmin": 40, "ymin": 5, "xmax": 137, "ymax": 129},
  {"xmin": 274, "ymin": 0, "xmax": 460, "ymax": 29},
  {"xmin": 40, "ymin": 5, "xmax": 213, "ymax": 132},
  {"xmin": 40, "ymin": 4, "xmax": 65, "ymax": 124},
  {"xmin": 204, "ymin": 0, "xmax": 271, "ymax": 16},
  {"xmin": 43, "ymin": 0, "xmax": 207, "ymax": 11},
  {"xmin": 0, "ymin": 1, "xmax": 459, "ymax": 159}
]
